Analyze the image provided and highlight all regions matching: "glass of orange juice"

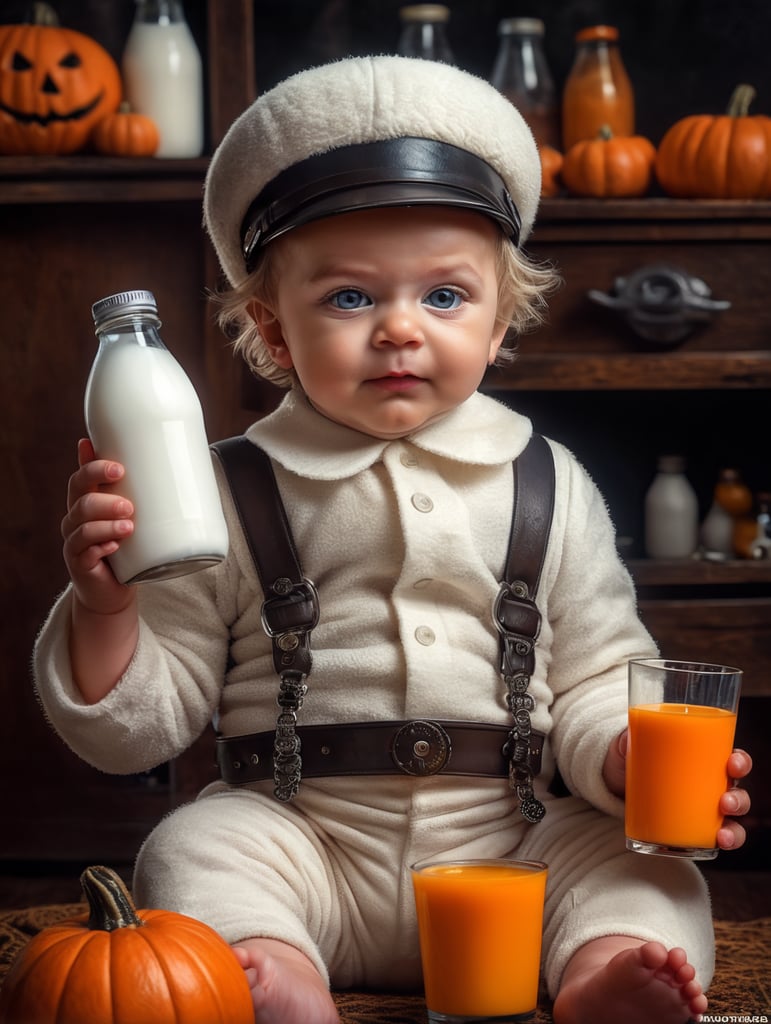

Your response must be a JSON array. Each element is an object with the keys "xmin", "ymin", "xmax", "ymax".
[
  {"xmin": 626, "ymin": 659, "xmax": 742, "ymax": 860},
  {"xmin": 411, "ymin": 858, "xmax": 548, "ymax": 1022}
]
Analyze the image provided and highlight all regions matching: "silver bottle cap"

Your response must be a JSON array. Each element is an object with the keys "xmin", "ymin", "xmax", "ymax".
[
  {"xmin": 498, "ymin": 17, "xmax": 545, "ymax": 35},
  {"xmin": 92, "ymin": 290, "xmax": 159, "ymax": 332}
]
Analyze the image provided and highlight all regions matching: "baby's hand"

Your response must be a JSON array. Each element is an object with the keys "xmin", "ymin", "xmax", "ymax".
[
  {"xmin": 603, "ymin": 731, "xmax": 753, "ymax": 851},
  {"xmin": 62, "ymin": 438, "xmax": 135, "ymax": 613},
  {"xmin": 717, "ymin": 748, "xmax": 753, "ymax": 851}
]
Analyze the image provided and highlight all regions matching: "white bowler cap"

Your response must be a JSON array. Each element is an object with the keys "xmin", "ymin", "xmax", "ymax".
[{"xmin": 204, "ymin": 55, "xmax": 541, "ymax": 286}]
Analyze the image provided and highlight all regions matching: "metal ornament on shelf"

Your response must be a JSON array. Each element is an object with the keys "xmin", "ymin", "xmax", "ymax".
[{"xmin": 587, "ymin": 263, "xmax": 730, "ymax": 346}]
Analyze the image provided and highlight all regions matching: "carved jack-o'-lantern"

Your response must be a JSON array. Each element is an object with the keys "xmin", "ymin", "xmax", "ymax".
[{"xmin": 0, "ymin": 2, "xmax": 122, "ymax": 155}]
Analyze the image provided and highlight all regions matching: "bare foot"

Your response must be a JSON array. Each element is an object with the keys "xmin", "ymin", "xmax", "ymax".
[
  {"xmin": 553, "ymin": 937, "xmax": 708, "ymax": 1024},
  {"xmin": 232, "ymin": 937, "xmax": 340, "ymax": 1024}
]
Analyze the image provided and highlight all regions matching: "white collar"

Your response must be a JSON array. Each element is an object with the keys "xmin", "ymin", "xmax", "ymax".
[{"xmin": 246, "ymin": 390, "xmax": 532, "ymax": 481}]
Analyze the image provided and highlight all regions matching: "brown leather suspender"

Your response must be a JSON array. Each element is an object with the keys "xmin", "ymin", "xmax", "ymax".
[
  {"xmin": 211, "ymin": 432, "xmax": 556, "ymax": 819},
  {"xmin": 212, "ymin": 438, "xmax": 319, "ymax": 802}
]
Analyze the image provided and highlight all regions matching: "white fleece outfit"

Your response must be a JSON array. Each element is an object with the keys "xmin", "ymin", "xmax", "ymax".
[{"xmin": 33, "ymin": 389, "xmax": 714, "ymax": 997}]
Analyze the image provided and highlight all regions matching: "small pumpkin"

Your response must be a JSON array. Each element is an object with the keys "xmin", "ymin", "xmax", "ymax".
[
  {"xmin": 92, "ymin": 101, "xmax": 160, "ymax": 157},
  {"xmin": 655, "ymin": 84, "xmax": 771, "ymax": 199},
  {"xmin": 0, "ymin": 865, "xmax": 254, "ymax": 1024},
  {"xmin": 539, "ymin": 145, "xmax": 563, "ymax": 197},
  {"xmin": 0, "ymin": 2, "xmax": 122, "ymax": 155},
  {"xmin": 562, "ymin": 126, "xmax": 656, "ymax": 198}
]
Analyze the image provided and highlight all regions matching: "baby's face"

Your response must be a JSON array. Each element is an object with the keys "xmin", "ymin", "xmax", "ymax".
[{"xmin": 254, "ymin": 206, "xmax": 507, "ymax": 439}]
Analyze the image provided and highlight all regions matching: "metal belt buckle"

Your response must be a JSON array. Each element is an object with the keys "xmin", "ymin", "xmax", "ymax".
[
  {"xmin": 261, "ymin": 578, "xmax": 320, "ymax": 638},
  {"xmin": 391, "ymin": 720, "xmax": 452, "ymax": 776},
  {"xmin": 493, "ymin": 581, "xmax": 541, "ymax": 645}
]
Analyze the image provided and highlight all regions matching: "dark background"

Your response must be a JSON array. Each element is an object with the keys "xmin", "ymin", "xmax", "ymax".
[
  {"xmin": 2, "ymin": 0, "xmax": 769, "ymax": 146},
  {"xmin": 2, "ymin": 0, "xmax": 769, "ymax": 537}
]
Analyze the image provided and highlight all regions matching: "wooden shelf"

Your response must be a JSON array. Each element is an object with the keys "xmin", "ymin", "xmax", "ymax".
[
  {"xmin": 534, "ymin": 198, "xmax": 771, "ymax": 247},
  {"xmin": 2, "ymin": 0, "xmax": 770, "ymax": 856},
  {"xmin": 0, "ymin": 155, "xmax": 209, "ymax": 203},
  {"xmin": 627, "ymin": 558, "xmax": 771, "ymax": 587},
  {"xmin": 486, "ymin": 350, "xmax": 771, "ymax": 391}
]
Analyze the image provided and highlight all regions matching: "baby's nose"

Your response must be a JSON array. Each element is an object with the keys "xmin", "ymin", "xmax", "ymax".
[{"xmin": 373, "ymin": 304, "xmax": 424, "ymax": 346}]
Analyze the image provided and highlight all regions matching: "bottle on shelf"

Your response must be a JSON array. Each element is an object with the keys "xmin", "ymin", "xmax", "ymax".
[
  {"xmin": 644, "ymin": 455, "xmax": 699, "ymax": 560},
  {"xmin": 489, "ymin": 17, "xmax": 560, "ymax": 150},
  {"xmin": 561, "ymin": 24, "xmax": 634, "ymax": 153},
  {"xmin": 122, "ymin": 0, "xmax": 204, "ymax": 158},
  {"xmin": 397, "ymin": 4, "xmax": 455, "ymax": 64},
  {"xmin": 701, "ymin": 468, "xmax": 752, "ymax": 557},
  {"xmin": 86, "ymin": 290, "xmax": 228, "ymax": 584},
  {"xmin": 700, "ymin": 498, "xmax": 735, "ymax": 557},
  {"xmin": 714, "ymin": 467, "xmax": 753, "ymax": 518},
  {"xmin": 734, "ymin": 492, "xmax": 771, "ymax": 559}
]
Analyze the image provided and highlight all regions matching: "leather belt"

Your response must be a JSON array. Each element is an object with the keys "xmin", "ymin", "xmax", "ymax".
[{"xmin": 217, "ymin": 719, "xmax": 544, "ymax": 786}]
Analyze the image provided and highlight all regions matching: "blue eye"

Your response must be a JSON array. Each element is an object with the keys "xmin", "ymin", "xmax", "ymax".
[
  {"xmin": 424, "ymin": 287, "xmax": 462, "ymax": 310},
  {"xmin": 329, "ymin": 288, "xmax": 371, "ymax": 310}
]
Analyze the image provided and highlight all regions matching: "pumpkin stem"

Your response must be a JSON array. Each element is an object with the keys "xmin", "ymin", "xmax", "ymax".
[
  {"xmin": 81, "ymin": 865, "xmax": 144, "ymax": 932},
  {"xmin": 598, "ymin": 124, "xmax": 614, "ymax": 141},
  {"xmin": 30, "ymin": 2, "xmax": 60, "ymax": 26},
  {"xmin": 727, "ymin": 84, "xmax": 756, "ymax": 118}
]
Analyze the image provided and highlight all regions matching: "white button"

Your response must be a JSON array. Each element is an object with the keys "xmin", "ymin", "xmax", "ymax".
[
  {"xmin": 400, "ymin": 451, "xmax": 419, "ymax": 468},
  {"xmin": 413, "ymin": 578, "xmax": 433, "ymax": 590},
  {"xmin": 411, "ymin": 493, "xmax": 434, "ymax": 513},
  {"xmin": 415, "ymin": 626, "xmax": 436, "ymax": 646}
]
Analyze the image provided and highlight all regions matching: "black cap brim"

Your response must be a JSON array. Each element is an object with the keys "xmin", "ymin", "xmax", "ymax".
[{"xmin": 240, "ymin": 137, "xmax": 522, "ymax": 272}]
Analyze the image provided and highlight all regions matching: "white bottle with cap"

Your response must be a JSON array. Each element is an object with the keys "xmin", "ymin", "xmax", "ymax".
[
  {"xmin": 85, "ymin": 290, "xmax": 228, "ymax": 584},
  {"xmin": 644, "ymin": 455, "xmax": 699, "ymax": 559},
  {"xmin": 122, "ymin": 0, "xmax": 204, "ymax": 158}
]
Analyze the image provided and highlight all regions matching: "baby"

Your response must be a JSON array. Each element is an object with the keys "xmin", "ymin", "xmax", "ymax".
[{"xmin": 34, "ymin": 57, "xmax": 752, "ymax": 1024}]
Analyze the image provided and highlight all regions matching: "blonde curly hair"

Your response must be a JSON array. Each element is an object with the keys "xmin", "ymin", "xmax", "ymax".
[{"xmin": 213, "ymin": 235, "xmax": 561, "ymax": 390}]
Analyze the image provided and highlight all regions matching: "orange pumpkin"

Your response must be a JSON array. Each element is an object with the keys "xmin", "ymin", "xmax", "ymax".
[
  {"xmin": 562, "ymin": 126, "xmax": 656, "ymax": 197},
  {"xmin": 655, "ymin": 84, "xmax": 771, "ymax": 199},
  {"xmin": 0, "ymin": 865, "xmax": 254, "ymax": 1024},
  {"xmin": 0, "ymin": 3, "xmax": 122, "ymax": 155},
  {"xmin": 539, "ymin": 145, "xmax": 563, "ymax": 197},
  {"xmin": 92, "ymin": 101, "xmax": 160, "ymax": 157}
]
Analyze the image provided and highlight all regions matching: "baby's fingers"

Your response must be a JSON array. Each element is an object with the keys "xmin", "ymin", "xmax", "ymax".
[
  {"xmin": 63, "ymin": 488, "xmax": 133, "ymax": 539},
  {"xmin": 63, "ymin": 503, "xmax": 133, "ymax": 569},
  {"xmin": 726, "ymin": 748, "xmax": 753, "ymax": 782},
  {"xmin": 717, "ymin": 819, "xmax": 747, "ymax": 851},
  {"xmin": 77, "ymin": 436, "xmax": 96, "ymax": 467},
  {"xmin": 67, "ymin": 458, "xmax": 125, "ymax": 509}
]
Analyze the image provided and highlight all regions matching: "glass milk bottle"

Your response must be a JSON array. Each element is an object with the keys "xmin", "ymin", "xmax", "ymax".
[
  {"xmin": 490, "ymin": 18, "xmax": 560, "ymax": 150},
  {"xmin": 644, "ymin": 455, "xmax": 699, "ymax": 559},
  {"xmin": 397, "ymin": 4, "xmax": 455, "ymax": 63},
  {"xmin": 562, "ymin": 24, "xmax": 634, "ymax": 152},
  {"xmin": 122, "ymin": 0, "xmax": 204, "ymax": 158},
  {"xmin": 86, "ymin": 290, "xmax": 228, "ymax": 584}
]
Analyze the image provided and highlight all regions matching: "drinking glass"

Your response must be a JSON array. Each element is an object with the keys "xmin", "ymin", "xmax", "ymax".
[
  {"xmin": 625, "ymin": 659, "xmax": 742, "ymax": 859},
  {"xmin": 411, "ymin": 858, "xmax": 548, "ymax": 1023}
]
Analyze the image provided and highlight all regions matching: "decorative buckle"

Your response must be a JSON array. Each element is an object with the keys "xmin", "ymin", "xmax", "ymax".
[
  {"xmin": 494, "ymin": 580, "xmax": 545, "ymax": 824},
  {"xmin": 261, "ymin": 578, "xmax": 319, "ymax": 638},
  {"xmin": 493, "ymin": 580, "xmax": 541, "ymax": 649},
  {"xmin": 391, "ymin": 720, "xmax": 452, "ymax": 776}
]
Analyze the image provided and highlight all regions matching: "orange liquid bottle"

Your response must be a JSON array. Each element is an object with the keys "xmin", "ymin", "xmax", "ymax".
[
  {"xmin": 411, "ymin": 859, "xmax": 547, "ymax": 1017},
  {"xmin": 626, "ymin": 703, "xmax": 737, "ymax": 851},
  {"xmin": 562, "ymin": 25, "xmax": 634, "ymax": 152}
]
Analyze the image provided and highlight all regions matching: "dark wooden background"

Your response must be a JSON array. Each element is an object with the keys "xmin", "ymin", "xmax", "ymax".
[
  {"xmin": 1, "ymin": 0, "xmax": 769, "ymax": 871},
  {"xmin": 2, "ymin": 0, "xmax": 769, "ymax": 144}
]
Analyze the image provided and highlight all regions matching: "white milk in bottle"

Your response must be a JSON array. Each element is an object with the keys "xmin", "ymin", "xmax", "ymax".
[
  {"xmin": 86, "ymin": 290, "xmax": 228, "ymax": 584},
  {"xmin": 122, "ymin": 0, "xmax": 204, "ymax": 158}
]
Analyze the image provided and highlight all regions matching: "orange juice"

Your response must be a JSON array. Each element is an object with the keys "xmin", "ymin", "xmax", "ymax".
[
  {"xmin": 411, "ymin": 860, "xmax": 547, "ymax": 1017},
  {"xmin": 626, "ymin": 703, "xmax": 737, "ymax": 850}
]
